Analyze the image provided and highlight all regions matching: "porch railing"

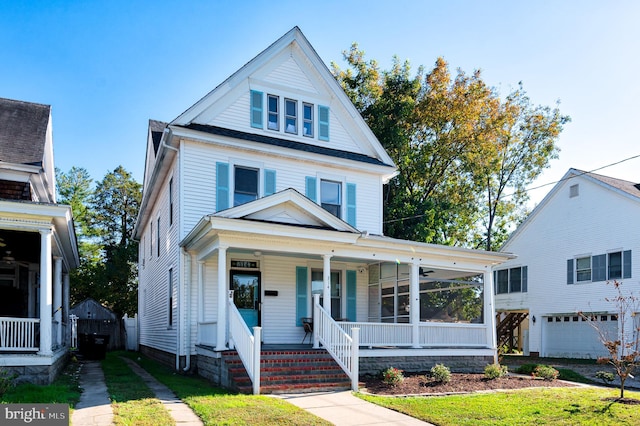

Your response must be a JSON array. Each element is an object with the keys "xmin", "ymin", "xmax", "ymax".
[
  {"xmin": 0, "ymin": 317, "xmax": 40, "ymax": 352},
  {"xmin": 336, "ymin": 321, "xmax": 488, "ymax": 348},
  {"xmin": 227, "ymin": 292, "xmax": 261, "ymax": 395},
  {"xmin": 313, "ymin": 294, "xmax": 359, "ymax": 391}
]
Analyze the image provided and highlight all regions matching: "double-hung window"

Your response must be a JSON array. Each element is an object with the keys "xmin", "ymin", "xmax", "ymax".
[
  {"xmin": 267, "ymin": 95, "xmax": 279, "ymax": 130},
  {"xmin": 576, "ymin": 256, "xmax": 591, "ymax": 282},
  {"xmin": 234, "ymin": 166, "xmax": 259, "ymax": 207},
  {"xmin": 495, "ymin": 266, "xmax": 527, "ymax": 294},
  {"xmin": 496, "ymin": 269, "xmax": 509, "ymax": 294},
  {"xmin": 311, "ymin": 270, "xmax": 342, "ymax": 320},
  {"xmin": 303, "ymin": 103, "xmax": 313, "ymax": 137},
  {"xmin": 285, "ymin": 99, "xmax": 297, "ymax": 134},
  {"xmin": 321, "ymin": 180, "xmax": 341, "ymax": 219},
  {"xmin": 608, "ymin": 252, "xmax": 622, "ymax": 279}
]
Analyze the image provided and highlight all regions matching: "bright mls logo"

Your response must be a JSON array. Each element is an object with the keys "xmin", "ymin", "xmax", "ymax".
[{"xmin": 2, "ymin": 404, "xmax": 68, "ymax": 425}]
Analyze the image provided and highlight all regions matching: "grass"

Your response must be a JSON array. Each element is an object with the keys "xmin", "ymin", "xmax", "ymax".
[
  {"xmin": 0, "ymin": 358, "xmax": 81, "ymax": 406},
  {"xmin": 101, "ymin": 352, "xmax": 175, "ymax": 426},
  {"xmin": 118, "ymin": 351, "xmax": 331, "ymax": 426},
  {"xmin": 358, "ymin": 387, "xmax": 640, "ymax": 425}
]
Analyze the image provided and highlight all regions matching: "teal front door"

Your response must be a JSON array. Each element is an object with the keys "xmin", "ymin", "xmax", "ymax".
[{"xmin": 230, "ymin": 270, "xmax": 261, "ymax": 329}]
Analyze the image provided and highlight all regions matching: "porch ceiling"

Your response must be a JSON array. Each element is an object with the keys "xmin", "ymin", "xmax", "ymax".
[{"xmin": 0, "ymin": 229, "xmax": 39, "ymax": 263}]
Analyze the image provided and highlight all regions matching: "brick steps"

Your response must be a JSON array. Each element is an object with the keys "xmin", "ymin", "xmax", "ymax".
[{"xmin": 223, "ymin": 349, "xmax": 351, "ymax": 394}]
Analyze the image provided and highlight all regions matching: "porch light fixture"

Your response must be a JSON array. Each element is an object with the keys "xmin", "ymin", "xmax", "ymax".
[
  {"xmin": 253, "ymin": 251, "xmax": 262, "ymax": 257},
  {"xmin": 532, "ymin": 315, "xmax": 536, "ymax": 324}
]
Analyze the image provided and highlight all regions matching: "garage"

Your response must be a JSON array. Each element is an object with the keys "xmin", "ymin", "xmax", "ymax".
[{"xmin": 541, "ymin": 314, "xmax": 617, "ymax": 359}]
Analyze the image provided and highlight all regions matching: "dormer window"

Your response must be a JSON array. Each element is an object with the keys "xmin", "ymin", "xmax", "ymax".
[
  {"xmin": 303, "ymin": 103, "xmax": 313, "ymax": 137},
  {"xmin": 268, "ymin": 95, "xmax": 279, "ymax": 130},
  {"xmin": 285, "ymin": 99, "xmax": 297, "ymax": 134}
]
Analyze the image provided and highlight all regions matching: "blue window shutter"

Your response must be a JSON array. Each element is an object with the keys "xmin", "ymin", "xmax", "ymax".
[
  {"xmin": 567, "ymin": 259, "xmax": 574, "ymax": 284},
  {"xmin": 346, "ymin": 270, "xmax": 357, "ymax": 321},
  {"xmin": 522, "ymin": 266, "xmax": 528, "ymax": 292},
  {"xmin": 296, "ymin": 267, "xmax": 308, "ymax": 326},
  {"xmin": 318, "ymin": 105, "xmax": 329, "ymax": 141},
  {"xmin": 305, "ymin": 176, "xmax": 317, "ymax": 202},
  {"xmin": 623, "ymin": 250, "xmax": 632, "ymax": 279},
  {"xmin": 264, "ymin": 169, "xmax": 276, "ymax": 196},
  {"xmin": 346, "ymin": 183, "xmax": 357, "ymax": 227},
  {"xmin": 216, "ymin": 162, "xmax": 229, "ymax": 212},
  {"xmin": 592, "ymin": 254, "xmax": 606, "ymax": 282},
  {"xmin": 250, "ymin": 90, "xmax": 263, "ymax": 128}
]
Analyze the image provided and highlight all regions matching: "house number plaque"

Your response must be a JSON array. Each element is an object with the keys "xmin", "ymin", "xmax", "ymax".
[{"xmin": 231, "ymin": 260, "xmax": 259, "ymax": 269}]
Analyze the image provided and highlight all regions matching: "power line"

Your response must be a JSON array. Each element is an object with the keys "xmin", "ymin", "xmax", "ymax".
[{"xmin": 383, "ymin": 153, "xmax": 640, "ymax": 225}]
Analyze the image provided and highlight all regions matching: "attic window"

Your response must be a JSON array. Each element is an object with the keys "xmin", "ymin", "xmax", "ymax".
[{"xmin": 569, "ymin": 184, "xmax": 579, "ymax": 198}]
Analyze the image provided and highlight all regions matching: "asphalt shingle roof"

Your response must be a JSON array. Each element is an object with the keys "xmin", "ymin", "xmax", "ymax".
[
  {"xmin": 573, "ymin": 168, "xmax": 640, "ymax": 199},
  {"xmin": 149, "ymin": 119, "xmax": 167, "ymax": 156},
  {"xmin": 0, "ymin": 97, "xmax": 50, "ymax": 166}
]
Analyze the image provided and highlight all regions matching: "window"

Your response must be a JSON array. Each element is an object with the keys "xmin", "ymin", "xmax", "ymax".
[
  {"xmin": 311, "ymin": 270, "xmax": 341, "ymax": 320},
  {"xmin": 157, "ymin": 217, "xmax": 161, "ymax": 257},
  {"xmin": 234, "ymin": 166, "xmax": 259, "ymax": 206},
  {"xmin": 496, "ymin": 269, "xmax": 508, "ymax": 294},
  {"xmin": 267, "ymin": 95, "xmax": 279, "ymax": 130},
  {"xmin": 169, "ymin": 178, "xmax": 174, "ymax": 226},
  {"xmin": 303, "ymin": 103, "xmax": 313, "ymax": 137},
  {"xmin": 608, "ymin": 252, "xmax": 622, "ymax": 279},
  {"xmin": 285, "ymin": 99, "xmax": 297, "ymax": 134},
  {"xmin": 570, "ymin": 184, "xmax": 579, "ymax": 198},
  {"xmin": 321, "ymin": 180, "xmax": 341, "ymax": 218},
  {"xmin": 495, "ymin": 266, "xmax": 527, "ymax": 294},
  {"xmin": 510, "ymin": 267, "xmax": 522, "ymax": 292},
  {"xmin": 576, "ymin": 256, "xmax": 591, "ymax": 282},
  {"xmin": 168, "ymin": 268, "xmax": 173, "ymax": 327}
]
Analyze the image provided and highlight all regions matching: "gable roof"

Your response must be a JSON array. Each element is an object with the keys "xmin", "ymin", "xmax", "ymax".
[
  {"xmin": 501, "ymin": 168, "xmax": 640, "ymax": 251},
  {"xmin": 0, "ymin": 97, "xmax": 50, "ymax": 166},
  {"xmin": 170, "ymin": 26, "xmax": 395, "ymax": 169},
  {"xmin": 149, "ymin": 119, "xmax": 167, "ymax": 156}
]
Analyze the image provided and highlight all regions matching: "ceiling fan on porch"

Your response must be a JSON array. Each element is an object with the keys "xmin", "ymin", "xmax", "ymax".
[{"xmin": 2, "ymin": 250, "xmax": 15, "ymax": 263}]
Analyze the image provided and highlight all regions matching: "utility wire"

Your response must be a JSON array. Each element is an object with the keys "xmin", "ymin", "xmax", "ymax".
[{"xmin": 383, "ymin": 153, "xmax": 640, "ymax": 225}]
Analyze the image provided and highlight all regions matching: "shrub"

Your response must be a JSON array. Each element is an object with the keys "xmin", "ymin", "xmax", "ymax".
[
  {"xmin": 532, "ymin": 365, "xmax": 559, "ymax": 381},
  {"xmin": 430, "ymin": 363, "xmax": 451, "ymax": 384},
  {"xmin": 0, "ymin": 368, "xmax": 17, "ymax": 397},
  {"xmin": 595, "ymin": 370, "xmax": 615, "ymax": 384},
  {"xmin": 484, "ymin": 363, "xmax": 508, "ymax": 380},
  {"xmin": 381, "ymin": 367, "xmax": 404, "ymax": 386}
]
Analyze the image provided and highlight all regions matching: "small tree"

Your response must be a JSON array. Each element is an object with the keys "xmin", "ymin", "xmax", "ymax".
[{"xmin": 579, "ymin": 280, "xmax": 640, "ymax": 400}]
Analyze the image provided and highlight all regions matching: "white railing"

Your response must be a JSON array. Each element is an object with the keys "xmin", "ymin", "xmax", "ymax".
[
  {"xmin": 0, "ymin": 317, "xmax": 40, "ymax": 351},
  {"xmin": 313, "ymin": 294, "xmax": 359, "ymax": 391},
  {"xmin": 227, "ymin": 292, "xmax": 261, "ymax": 395},
  {"xmin": 197, "ymin": 321, "xmax": 217, "ymax": 346},
  {"xmin": 336, "ymin": 321, "xmax": 489, "ymax": 348}
]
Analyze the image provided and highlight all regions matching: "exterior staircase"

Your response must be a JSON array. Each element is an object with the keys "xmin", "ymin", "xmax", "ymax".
[
  {"xmin": 496, "ymin": 312, "xmax": 529, "ymax": 351},
  {"xmin": 223, "ymin": 348, "xmax": 351, "ymax": 394}
]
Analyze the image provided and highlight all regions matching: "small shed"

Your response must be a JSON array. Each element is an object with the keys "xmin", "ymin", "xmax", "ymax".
[{"xmin": 70, "ymin": 298, "xmax": 122, "ymax": 350}]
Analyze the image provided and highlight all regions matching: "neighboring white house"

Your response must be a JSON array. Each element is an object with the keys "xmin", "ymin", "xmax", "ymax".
[
  {"xmin": 134, "ymin": 27, "xmax": 513, "ymax": 392},
  {"xmin": 495, "ymin": 168, "xmax": 639, "ymax": 359},
  {"xmin": 0, "ymin": 97, "xmax": 79, "ymax": 384}
]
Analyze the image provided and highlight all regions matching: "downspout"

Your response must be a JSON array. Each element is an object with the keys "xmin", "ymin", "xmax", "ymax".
[{"xmin": 183, "ymin": 248, "xmax": 191, "ymax": 372}]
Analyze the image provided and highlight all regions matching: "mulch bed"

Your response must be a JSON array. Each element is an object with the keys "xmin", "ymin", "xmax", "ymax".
[{"xmin": 360, "ymin": 372, "xmax": 576, "ymax": 396}]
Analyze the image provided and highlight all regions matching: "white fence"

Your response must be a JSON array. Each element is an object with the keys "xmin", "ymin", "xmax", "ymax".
[
  {"xmin": 313, "ymin": 294, "xmax": 359, "ymax": 391},
  {"xmin": 0, "ymin": 317, "xmax": 40, "ymax": 351},
  {"xmin": 123, "ymin": 314, "xmax": 138, "ymax": 351},
  {"xmin": 227, "ymin": 292, "xmax": 261, "ymax": 395}
]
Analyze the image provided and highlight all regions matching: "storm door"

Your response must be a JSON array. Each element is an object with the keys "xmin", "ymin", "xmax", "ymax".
[{"xmin": 230, "ymin": 270, "xmax": 261, "ymax": 329}]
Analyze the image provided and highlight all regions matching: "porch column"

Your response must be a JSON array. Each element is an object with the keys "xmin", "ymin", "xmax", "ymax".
[
  {"xmin": 216, "ymin": 246, "xmax": 228, "ymax": 351},
  {"xmin": 63, "ymin": 273, "xmax": 70, "ymax": 346},
  {"xmin": 38, "ymin": 228, "xmax": 53, "ymax": 356},
  {"xmin": 198, "ymin": 261, "xmax": 205, "ymax": 324},
  {"xmin": 53, "ymin": 257, "xmax": 62, "ymax": 348},
  {"xmin": 322, "ymin": 254, "xmax": 332, "ymax": 314},
  {"xmin": 410, "ymin": 262, "xmax": 420, "ymax": 348},
  {"xmin": 484, "ymin": 270, "xmax": 497, "ymax": 359}
]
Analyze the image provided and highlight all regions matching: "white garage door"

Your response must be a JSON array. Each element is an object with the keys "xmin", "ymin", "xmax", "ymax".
[{"xmin": 542, "ymin": 314, "xmax": 617, "ymax": 359}]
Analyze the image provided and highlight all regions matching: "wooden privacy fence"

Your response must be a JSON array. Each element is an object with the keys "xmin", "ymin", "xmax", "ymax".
[{"xmin": 77, "ymin": 318, "xmax": 122, "ymax": 350}]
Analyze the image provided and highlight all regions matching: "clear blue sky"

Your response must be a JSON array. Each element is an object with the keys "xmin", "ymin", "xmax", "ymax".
[{"xmin": 2, "ymin": 1, "xmax": 639, "ymax": 206}]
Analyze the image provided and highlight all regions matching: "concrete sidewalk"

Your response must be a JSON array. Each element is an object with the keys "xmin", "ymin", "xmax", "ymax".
[
  {"xmin": 71, "ymin": 361, "xmax": 113, "ymax": 426},
  {"xmin": 278, "ymin": 391, "xmax": 432, "ymax": 425}
]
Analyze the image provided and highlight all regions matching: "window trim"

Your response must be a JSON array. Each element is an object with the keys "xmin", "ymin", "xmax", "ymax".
[
  {"xmin": 267, "ymin": 94, "xmax": 279, "ymax": 131},
  {"xmin": 575, "ymin": 256, "xmax": 592, "ymax": 283},
  {"xmin": 284, "ymin": 98, "xmax": 297, "ymax": 134},
  {"xmin": 156, "ymin": 217, "xmax": 161, "ymax": 257},
  {"xmin": 303, "ymin": 102, "xmax": 313, "ymax": 137},
  {"xmin": 169, "ymin": 178, "xmax": 174, "ymax": 226}
]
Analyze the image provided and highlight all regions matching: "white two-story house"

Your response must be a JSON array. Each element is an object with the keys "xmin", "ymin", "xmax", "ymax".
[
  {"xmin": 495, "ymin": 168, "xmax": 639, "ymax": 359},
  {"xmin": 134, "ymin": 27, "xmax": 512, "ymax": 393},
  {"xmin": 0, "ymin": 97, "xmax": 79, "ymax": 384}
]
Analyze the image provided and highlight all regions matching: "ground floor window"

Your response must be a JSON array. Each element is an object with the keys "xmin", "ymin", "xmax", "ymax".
[{"xmin": 311, "ymin": 270, "xmax": 341, "ymax": 319}]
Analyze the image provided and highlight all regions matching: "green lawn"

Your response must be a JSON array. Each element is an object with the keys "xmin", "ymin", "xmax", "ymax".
[
  {"xmin": 118, "ymin": 351, "xmax": 331, "ymax": 426},
  {"xmin": 358, "ymin": 387, "xmax": 640, "ymax": 426}
]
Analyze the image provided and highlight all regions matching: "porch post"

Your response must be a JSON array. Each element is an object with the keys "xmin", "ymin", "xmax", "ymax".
[
  {"xmin": 216, "ymin": 246, "xmax": 228, "ymax": 351},
  {"xmin": 63, "ymin": 273, "xmax": 70, "ymax": 346},
  {"xmin": 198, "ymin": 261, "xmax": 205, "ymax": 324},
  {"xmin": 484, "ymin": 269, "xmax": 497, "ymax": 361},
  {"xmin": 410, "ymin": 262, "xmax": 420, "ymax": 348},
  {"xmin": 53, "ymin": 257, "xmax": 62, "ymax": 348},
  {"xmin": 38, "ymin": 228, "xmax": 53, "ymax": 356},
  {"xmin": 322, "ymin": 254, "xmax": 332, "ymax": 314}
]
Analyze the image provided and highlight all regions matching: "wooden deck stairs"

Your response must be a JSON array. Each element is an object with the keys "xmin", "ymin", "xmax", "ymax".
[
  {"xmin": 223, "ymin": 348, "xmax": 351, "ymax": 394},
  {"xmin": 496, "ymin": 312, "xmax": 528, "ymax": 351}
]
